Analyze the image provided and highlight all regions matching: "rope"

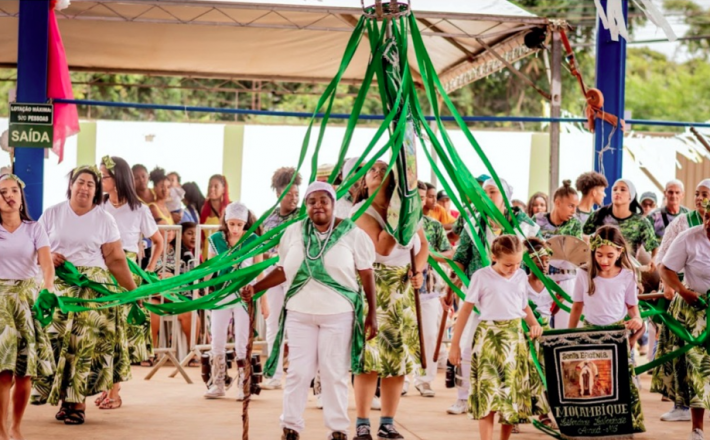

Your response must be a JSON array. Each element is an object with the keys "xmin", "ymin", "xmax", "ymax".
[{"xmin": 242, "ymin": 294, "xmax": 256, "ymax": 440}]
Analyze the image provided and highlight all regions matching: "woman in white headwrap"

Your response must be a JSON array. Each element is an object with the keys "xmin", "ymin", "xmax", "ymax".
[
  {"xmin": 583, "ymin": 178, "xmax": 659, "ymax": 258},
  {"xmin": 203, "ymin": 201, "xmax": 267, "ymax": 401},
  {"xmin": 243, "ymin": 181, "xmax": 378, "ymax": 440},
  {"xmin": 651, "ymin": 178, "xmax": 710, "ymax": 423}
]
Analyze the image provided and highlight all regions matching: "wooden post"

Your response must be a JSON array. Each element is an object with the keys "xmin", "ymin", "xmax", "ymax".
[
  {"xmin": 549, "ymin": 29, "xmax": 563, "ymax": 197},
  {"xmin": 242, "ymin": 294, "xmax": 256, "ymax": 440}
]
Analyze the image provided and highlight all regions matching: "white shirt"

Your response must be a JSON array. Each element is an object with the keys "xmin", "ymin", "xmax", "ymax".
[
  {"xmin": 656, "ymin": 213, "xmax": 690, "ymax": 265},
  {"xmin": 39, "ymin": 201, "xmax": 121, "ymax": 269},
  {"xmin": 351, "ymin": 202, "xmax": 422, "ymax": 267},
  {"xmin": 663, "ymin": 226, "xmax": 710, "ymax": 294},
  {"xmin": 103, "ymin": 202, "xmax": 158, "ymax": 254},
  {"xmin": 334, "ymin": 198, "xmax": 353, "ymax": 219},
  {"xmin": 0, "ymin": 221, "xmax": 50, "ymax": 280},
  {"xmin": 572, "ymin": 268, "xmax": 638, "ymax": 326},
  {"xmin": 465, "ymin": 267, "xmax": 528, "ymax": 321},
  {"xmin": 527, "ymin": 282, "xmax": 553, "ymax": 319},
  {"xmin": 280, "ymin": 220, "xmax": 375, "ymax": 315}
]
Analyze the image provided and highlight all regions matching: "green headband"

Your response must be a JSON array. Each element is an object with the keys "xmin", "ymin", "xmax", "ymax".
[
  {"xmin": 590, "ymin": 234, "xmax": 624, "ymax": 251},
  {"xmin": 101, "ymin": 155, "xmax": 116, "ymax": 172},
  {"xmin": 72, "ymin": 165, "xmax": 101, "ymax": 179},
  {"xmin": 527, "ymin": 247, "xmax": 552, "ymax": 260},
  {"xmin": 0, "ymin": 173, "xmax": 26, "ymax": 189}
]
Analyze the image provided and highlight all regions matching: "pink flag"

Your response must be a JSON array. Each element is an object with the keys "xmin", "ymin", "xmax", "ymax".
[{"xmin": 47, "ymin": 7, "xmax": 78, "ymax": 163}]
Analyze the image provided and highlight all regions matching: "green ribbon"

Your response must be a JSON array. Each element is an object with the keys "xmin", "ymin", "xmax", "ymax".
[{"xmin": 264, "ymin": 218, "xmax": 366, "ymax": 377}]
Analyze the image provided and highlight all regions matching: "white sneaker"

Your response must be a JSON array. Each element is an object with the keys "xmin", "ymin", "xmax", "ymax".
[
  {"xmin": 260, "ymin": 377, "xmax": 283, "ymax": 390},
  {"xmin": 690, "ymin": 428, "xmax": 705, "ymax": 440},
  {"xmin": 235, "ymin": 369, "xmax": 246, "ymax": 401},
  {"xmin": 401, "ymin": 380, "xmax": 409, "ymax": 396},
  {"xmin": 447, "ymin": 399, "xmax": 469, "ymax": 415},
  {"xmin": 204, "ymin": 384, "xmax": 226, "ymax": 399},
  {"xmin": 415, "ymin": 382, "xmax": 436, "ymax": 398},
  {"xmin": 316, "ymin": 394, "xmax": 323, "ymax": 409},
  {"xmin": 661, "ymin": 407, "xmax": 691, "ymax": 422},
  {"xmin": 371, "ymin": 396, "xmax": 381, "ymax": 410}
]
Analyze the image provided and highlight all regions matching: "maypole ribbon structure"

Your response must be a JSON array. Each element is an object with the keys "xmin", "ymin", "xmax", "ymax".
[{"xmin": 32, "ymin": 2, "xmax": 710, "ymax": 438}]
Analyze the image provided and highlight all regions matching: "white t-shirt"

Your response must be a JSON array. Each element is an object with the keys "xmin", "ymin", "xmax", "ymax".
[
  {"xmin": 656, "ymin": 213, "xmax": 689, "ymax": 265},
  {"xmin": 527, "ymin": 282, "xmax": 553, "ymax": 319},
  {"xmin": 103, "ymin": 202, "xmax": 158, "ymax": 254},
  {"xmin": 39, "ymin": 201, "xmax": 121, "ymax": 269},
  {"xmin": 572, "ymin": 268, "xmax": 638, "ymax": 326},
  {"xmin": 334, "ymin": 198, "xmax": 353, "ymax": 220},
  {"xmin": 0, "ymin": 221, "xmax": 50, "ymax": 280},
  {"xmin": 351, "ymin": 202, "xmax": 421, "ymax": 267},
  {"xmin": 663, "ymin": 226, "xmax": 710, "ymax": 294},
  {"xmin": 280, "ymin": 220, "xmax": 375, "ymax": 315},
  {"xmin": 465, "ymin": 266, "xmax": 528, "ymax": 321}
]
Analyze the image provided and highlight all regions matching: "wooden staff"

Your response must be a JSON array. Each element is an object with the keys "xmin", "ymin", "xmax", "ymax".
[
  {"xmin": 410, "ymin": 248, "xmax": 426, "ymax": 369},
  {"xmin": 433, "ymin": 285, "xmax": 454, "ymax": 363},
  {"xmin": 242, "ymin": 291, "xmax": 256, "ymax": 440}
]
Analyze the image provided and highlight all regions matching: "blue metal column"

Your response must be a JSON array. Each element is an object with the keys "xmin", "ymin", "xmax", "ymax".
[
  {"xmin": 15, "ymin": 0, "xmax": 50, "ymax": 219},
  {"xmin": 594, "ymin": 0, "xmax": 627, "ymax": 205}
]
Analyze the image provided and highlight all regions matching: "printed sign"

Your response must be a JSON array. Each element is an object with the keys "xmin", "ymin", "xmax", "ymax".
[{"xmin": 9, "ymin": 103, "xmax": 54, "ymax": 148}]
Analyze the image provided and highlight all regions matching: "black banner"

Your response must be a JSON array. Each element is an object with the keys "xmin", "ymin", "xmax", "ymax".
[{"xmin": 541, "ymin": 326, "xmax": 633, "ymax": 439}]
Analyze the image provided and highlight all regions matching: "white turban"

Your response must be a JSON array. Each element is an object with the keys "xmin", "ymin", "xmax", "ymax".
[
  {"xmin": 341, "ymin": 157, "xmax": 362, "ymax": 181},
  {"xmin": 482, "ymin": 178, "xmax": 513, "ymax": 200},
  {"xmin": 304, "ymin": 181, "xmax": 336, "ymax": 201},
  {"xmin": 697, "ymin": 179, "xmax": 710, "ymax": 191},
  {"xmin": 225, "ymin": 201, "xmax": 249, "ymax": 222},
  {"xmin": 614, "ymin": 179, "xmax": 637, "ymax": 200}
]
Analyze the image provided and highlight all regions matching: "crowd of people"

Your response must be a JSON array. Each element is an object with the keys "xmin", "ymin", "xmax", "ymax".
[{"xmin": 0, "ymin": 156, "xmax": 709, "ymax": 440}]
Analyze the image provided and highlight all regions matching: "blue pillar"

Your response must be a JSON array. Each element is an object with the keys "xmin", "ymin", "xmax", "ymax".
[
  {"xmin": 15, "ymin": 0, "xmax": 50, "ymax": 219},
  {"xmin": 594, "ymin": 0, "xmax": 627, "ymax": 205}
]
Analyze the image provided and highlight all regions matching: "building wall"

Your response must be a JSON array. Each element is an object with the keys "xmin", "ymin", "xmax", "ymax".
[{"xmin": 677, "ymin": 153, "xmax": 710, "ymax": 208}]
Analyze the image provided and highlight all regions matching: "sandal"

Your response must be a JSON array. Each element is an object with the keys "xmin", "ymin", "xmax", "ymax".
[
  {"xmin": 99, "ymin": 396, "xmax": 122, "ymax": 410},
  {"xmin": 64, "ymin": 408, "xmax": 85, "ymax": 425},
  {"xmin": 141, "ymin": 356, "xmax": 156, "ymax": 367},
  {"xmin": 512, "ymin": 425, "xmax": 521, "ymax": 434},
  {"xmin": 55, "ymin": 402, "xmax": 71, "ymax": 421},
  {"xmin": 94, "ymin": 391, "xmax": 108, "ymax": 406},
  {"xmin": 539, "ymin": 415, "xmax": 557, "ymax": 429}
]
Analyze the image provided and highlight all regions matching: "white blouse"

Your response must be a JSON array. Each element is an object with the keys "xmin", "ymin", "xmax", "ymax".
[
  {"xmin": 351, "ymin": 201, "xmax": 421, "ymax": 267},
  {"xmin": 39, "ymin": 201, "xmax": 121, "ymax": 269},
  {"xmin": 0, "ymin": 221, "xmax": 50, "ymax": 280},
  {"xmin": 103, "ymin": 202, "xmax": 158, "ymax": 254},
  {"xmin": 465, "ymin": 267, "xmax": 528, "ymax": 321},
  {"xmin": 280, "ymin": 220, "xmax": 375, "ymax": 315}
]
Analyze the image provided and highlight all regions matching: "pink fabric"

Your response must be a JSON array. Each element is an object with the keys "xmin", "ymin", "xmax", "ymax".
[{"xmin": 47, "ymin": 9, "xmax": 79, "ymax": 163}]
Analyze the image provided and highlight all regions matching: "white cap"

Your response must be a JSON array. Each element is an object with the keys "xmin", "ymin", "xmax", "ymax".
[
  {"xmin": 225, "ymin": 201, "xmax": 249, "ymax": 222},
  {"xmin": 697, "ymin": 179, "xmax": 710, "ymax": 191},
  {"xmin": 482, "ymin": 178, "xmax": 513, "ymax": 200},
  {"xmin": 304, "ymin": 181, "xmax": 336, "ymax": 201}
]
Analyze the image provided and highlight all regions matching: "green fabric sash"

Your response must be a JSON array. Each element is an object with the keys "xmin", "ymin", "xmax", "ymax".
[
  {"xmin": 264, "ymin": 218, "xmax": 365, "ymax": 377},
  {"xmin": 688, "ymin": 210, "xmax": 702, "ymax": 228}
]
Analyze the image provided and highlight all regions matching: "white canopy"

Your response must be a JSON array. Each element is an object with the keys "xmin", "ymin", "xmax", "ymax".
[{"xmin": 0, "ymin": 0, "xmax": 547, "ymax": 90}]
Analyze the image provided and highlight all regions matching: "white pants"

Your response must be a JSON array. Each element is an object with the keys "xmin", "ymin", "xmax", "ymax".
[
  {"xmin": 211, "ymin": 305, "xmax": 249, "ymax": 359},
  {"xmin": 552, "ymin": 278, "xmax": 577, "ymax": 330},
  {"xmin": 414, "ymin": 297, "xmax": 442, "ymax": 385},
  {"xmin": 457, "ymin": 312, "xmax": 480, "ymax": 401},
  {"xmin": 280, "ymin": 311, "xmax": 353, "ymax": 434},
  {"xmin": 265, "ymin": 284, "xmax": 286, "ymax": 380}
]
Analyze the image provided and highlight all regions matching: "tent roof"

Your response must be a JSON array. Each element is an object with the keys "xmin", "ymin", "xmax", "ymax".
[{"xmin": 0, "ymin": 0, "xmax": 547, "ymax": 90}]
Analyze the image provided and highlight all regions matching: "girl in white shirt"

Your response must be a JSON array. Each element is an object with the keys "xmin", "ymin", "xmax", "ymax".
[
  {"xmin": 0, "ymin": 173, "xmax": 56, "ymax": 440},
  {"xmin": 203, "ymin": 202, "xmax": 267, "ymax": 401},
  {"xmin": 448, "ymin": 235, "xmax": 546, "ymax": 440},
  {"xmin": 568, "ymin": 225, "xmax": 646, "ymax": 434}
]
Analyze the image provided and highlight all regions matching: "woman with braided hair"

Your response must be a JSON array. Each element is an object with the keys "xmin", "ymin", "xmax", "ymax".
[
  {"xmin": 0, "ymin": 173, "xmax": 55, "ymax": 440},
  {"xmin": 32, "ymin": 166, "xmax": 137, "ymax": 426}
]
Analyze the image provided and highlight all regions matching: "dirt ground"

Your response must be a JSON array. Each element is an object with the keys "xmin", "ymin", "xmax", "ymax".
[{"xmin": 22, "ymin": 363, "xmax": 696, "ymax": 440}]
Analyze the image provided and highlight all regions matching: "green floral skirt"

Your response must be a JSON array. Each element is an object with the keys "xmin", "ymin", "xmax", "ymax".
[
  {"xmin": 469, "ymin": 319, "xmax": 549, "ymax": 424},
  {"xmin": 651, "ymin": 294, "xmax": 710, "ymax": 409},
  {"xmin": 0, "ymin": 279, "xmax": 55, "ymax": 378},
  {"xmin": 361, "ymin": 263, "xmax": 415, "ymax": 378},
  {"xmin": 126, "ymin": 251, "xmax": 153, "ymax": 363},
  {"xmin": 31, "ymin": 266, "xmax": 131, "ymax": 405}
]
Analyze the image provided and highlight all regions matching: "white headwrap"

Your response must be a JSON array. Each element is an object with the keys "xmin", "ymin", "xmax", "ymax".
[
  {"xmin": 697, "ymin": 179, "xmax": 710, "ymax": 192},
  {"xmin": 225, "ymin": 201, "xmax": 249, "ymax": 222},
  {"xmin": 304, "ymin": 181, "xmax": 336, "ymax": 202},
  {"xmin": 341, "ymin": 157, "xmax": 362, "ymax": 181},
  {"xmin": 482, "ymin": 178, "xmax": 513, "ymax": 200},
  {"xmin": 614, "ymin": 179, "xmax": 637, "ymax": 200}
]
